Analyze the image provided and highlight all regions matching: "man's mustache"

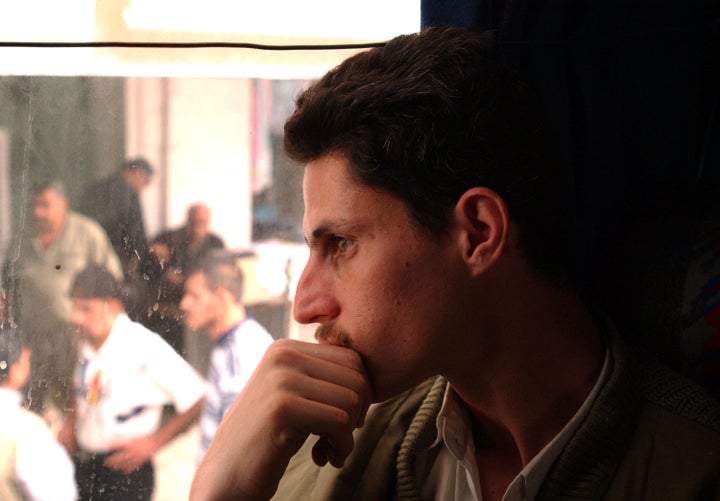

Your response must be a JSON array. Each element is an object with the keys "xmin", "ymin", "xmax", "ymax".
[{"xmin": 315, "ymin": 324, "xmax": 352, "ymax": 348}]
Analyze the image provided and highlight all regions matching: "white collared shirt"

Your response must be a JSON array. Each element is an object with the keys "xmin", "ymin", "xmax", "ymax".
[
  {"xmin": 0, "ymin": 387, "xmax": 78, "ymax": 501},
  {"xmin": 74, "ymin": 313, "xmax": 207, "ymax": 453},
  {"xmin": 418, "ymin": 347, "xmax": 610, "ymax": 501}
]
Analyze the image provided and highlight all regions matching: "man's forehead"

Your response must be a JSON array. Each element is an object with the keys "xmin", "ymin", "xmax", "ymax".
[
  {"xmin": 303, "ymin": 158, "xmax": 361, "ymax": 225},
  {"xmin": 186, "ymin": 271, "xmax": 208, "ymax": 288},
  {"xmin": 33, "ymin": 189, "xmax": 61, "ymax": 202},
  {"xmin": 71, "ymin": 297, "xmax": 106, "ymax": 307}
]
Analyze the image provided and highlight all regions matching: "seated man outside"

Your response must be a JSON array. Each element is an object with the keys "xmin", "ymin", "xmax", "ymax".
[
  {"xmin": 143, "ymin": 202, "xmax": 226, "ymax": 356},
  {"xmin": 191, "ymin": 27, "xmax": 720, "ymax": 501}
]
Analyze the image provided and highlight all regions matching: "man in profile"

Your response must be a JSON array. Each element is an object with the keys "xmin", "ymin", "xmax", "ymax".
[
  {"xmin": 2, "ymin": 179, "xmax": 122, "ymax": 415},
  {"xmin": 191, "ymin": 27, "xmax": 720, "ymax": 500},
  {"xmin": 180, "ymin": 254, "xmax": 273, "ymax": 462}
]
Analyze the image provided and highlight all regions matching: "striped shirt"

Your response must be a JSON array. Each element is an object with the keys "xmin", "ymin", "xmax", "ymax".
[{"xmin": 198, "ymin": 318, "xmax": 274, "ymax": 462}]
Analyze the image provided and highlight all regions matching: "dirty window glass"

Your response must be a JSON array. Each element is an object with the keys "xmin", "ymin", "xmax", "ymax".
[{"xmin": 0, "ymin": 2, "xmax": 419, "ymax": 499}]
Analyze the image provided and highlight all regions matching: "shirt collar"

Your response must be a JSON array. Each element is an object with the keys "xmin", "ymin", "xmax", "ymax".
[
  {"xmin": 215, "ymin": 320, "xmax": 245, "ymax": 346},
  {"xmin": 430, "ymin": 341, "xmax": 611, "ymax": 499},
  {"xmin": 515, "ymin": 342, "xmax": 611, "ymax": 499},
  {"xmin": 80, "ymin": 312, "xmax": 128, "ymax": 358}
]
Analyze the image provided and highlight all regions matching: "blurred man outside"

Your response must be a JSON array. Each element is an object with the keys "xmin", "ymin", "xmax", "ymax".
[
  {"xmin": 79, "ymin": 157, "xmax": 154, "ymax": 319},
  {"xmin": 180, "ymin": 254, "xmax": 273, "ymax": 463},
  {"xmin": 143, "ymin": 202, "xmax": 225, "ymax": 356},
  {"xmin": 2, "ymin": 179, "xmax": 123, "ymax": 416},
  {"xmin": 0, "ymin": 322, "xmax": 78, "ymax": 501},
  {"xmin": 58, "ymin": 264, "xmax": 206, "ymax": 500}
]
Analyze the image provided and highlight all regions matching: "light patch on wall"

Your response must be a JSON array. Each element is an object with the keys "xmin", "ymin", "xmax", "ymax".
[{"xmin": 122, "ymin": 0, "xmax": 420, "ymax": 40}]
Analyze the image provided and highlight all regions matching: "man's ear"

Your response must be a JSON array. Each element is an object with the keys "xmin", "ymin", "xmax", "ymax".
[
  {"xmin": 453, "ymin": 187, "xmax": 509, "ymax": 276},
  {"xmin": 214, "ymin": 287, "xmax": 233, "ymax": 306}
]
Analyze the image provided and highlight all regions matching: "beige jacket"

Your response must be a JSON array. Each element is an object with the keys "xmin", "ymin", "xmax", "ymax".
[{"xmin": 272, "ymin": 332, "xmax": 720, "ymax": 500}]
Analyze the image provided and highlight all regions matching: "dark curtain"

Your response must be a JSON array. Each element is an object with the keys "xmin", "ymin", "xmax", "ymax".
[{"xmin": 421, "ymin": 0, "xmax": 720, "ymax": 396}]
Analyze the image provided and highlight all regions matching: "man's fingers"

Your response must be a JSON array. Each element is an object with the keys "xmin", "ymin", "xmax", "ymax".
[
  {"xmin": 191, "ymin": 339, "xmax": 371, "ymax": 500},
  {"xmin": 311, "ymin": 436, "xmax": 330, "ymax": 466},
  {"xmin": 311, "ymin": 434, "xmax": 354, "ymax": 469},
  {"xmin": 267, "ymin": 339, "xmax": 366, "ymax": 378},
  {"xmin": 264, "ymin": 339, "xmax": 373, "ymax": 426}
]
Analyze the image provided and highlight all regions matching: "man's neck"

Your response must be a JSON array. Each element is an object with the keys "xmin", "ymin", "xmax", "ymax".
[
  {"xmin": 37, "ymin": 221, "xmax": 65, "ymax": 248},
  {"xmin": 211, "ymin": 306, "xmax": 247, "ymax": 341},
  {"xmin": 446, "ymin": 277, "xmax": 604, "ymax": 473}
]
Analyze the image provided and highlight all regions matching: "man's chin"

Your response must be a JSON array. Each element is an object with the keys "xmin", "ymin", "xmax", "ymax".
[{"xmin": 364, "ymin": 365, "xmax": 424, "ymax": 405}]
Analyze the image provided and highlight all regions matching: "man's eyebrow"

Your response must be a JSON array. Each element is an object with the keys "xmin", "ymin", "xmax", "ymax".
[
  {"xmin": 305, "ymin": 224, "xmax": 331, "ymax": 248},
  {"xmin": 305, "ymin": 220, "xmax": 363, "ymax": 248}
]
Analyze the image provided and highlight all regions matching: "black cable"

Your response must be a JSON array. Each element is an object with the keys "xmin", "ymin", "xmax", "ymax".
[{"xmin": 0, "ymin": 41, "xmax": 388, "ymax": 50}]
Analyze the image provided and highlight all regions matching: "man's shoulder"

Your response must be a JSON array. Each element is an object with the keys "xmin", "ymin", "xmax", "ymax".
[
  {"xmin": 207, "ymin": 233, "xmax": 225, "ymax": 247},
  {"xmin": 112, "ymin": 314, "xmax": 157, "ymax": 342},
  {"xmin": 632, "ymin": 351, "xmax": 720, "ymax": 432},
  {"xmin": 66, "ymin": 211, "xmax": 108, "ymax": 235},
  {"xmin": 551, "ymin": 339, "xmax": 720, "ymax": 500},
  {"xmin": 603, "ymin": 359, "xmax": 720, "ymax": 499},
  {"xmin": 236, "ymin": 319, "xmax": 274, "ymax": 343},
  {"xmin": 2, "ymin": 405, "xmax": 54, "ymax": 438},
  {"xmin": 273, "ymin": 377, "xmax": 443, "ymax": 500}
]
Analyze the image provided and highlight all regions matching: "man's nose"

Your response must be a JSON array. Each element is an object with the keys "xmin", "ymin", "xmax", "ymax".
[
  {"xmin": 292, "ymin": 261, "xmax": 340, "ymax": 325},
  {"xmin": 69, "ymin": 310, "xmax": 82, "ymax": 326}
]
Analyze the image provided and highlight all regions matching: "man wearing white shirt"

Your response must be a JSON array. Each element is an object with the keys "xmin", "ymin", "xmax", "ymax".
[
  {"xmin": 58, "ymin": 265, "xmax": 206, "ymax": 500},
  {"xmin": 0, "ymin": 323, "xmax": 77, "ymax": 501},
  {"xmin": 180, "ymin": 254, "xmax": 274, "ymax": 463}
]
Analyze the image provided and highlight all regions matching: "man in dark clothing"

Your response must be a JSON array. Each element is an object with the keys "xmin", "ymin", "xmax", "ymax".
[
  {"xmin": 142, "ymin": 203, "xmax": 225, "ymax": 355},
  {"xmin": 79, "ymin": 157, "xmax": 153, "ymax": 319}
]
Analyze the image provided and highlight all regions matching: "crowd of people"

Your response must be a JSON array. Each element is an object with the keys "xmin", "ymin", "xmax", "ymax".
[{"xmin": 0, "ymin": 161, "xmax": 274, "ymax": 499}]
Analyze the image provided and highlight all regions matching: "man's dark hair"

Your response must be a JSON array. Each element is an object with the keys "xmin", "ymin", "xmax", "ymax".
[
  {"xmin": 70, "ymin": 264, "xmax": 124, "ymax": 301},
  {"xmin": 30, "ymin": 179, "xmax": 66, "ymax": 198},
  {"xmin": 284, "ymin": 26, "xmax": 568, "ymax": 279},
  {"xmin": 192, "ymin": 254, "xmax": 245, "ymax": 303},
  {"xmin": 121, "ymin": 157, "xmax": 154, "ymax": 175}
]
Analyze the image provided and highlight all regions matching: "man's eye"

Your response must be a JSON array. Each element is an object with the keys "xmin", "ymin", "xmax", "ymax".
[{"xmin": 330, "ymin": 236, "xmax": 355, "ymax": 256}]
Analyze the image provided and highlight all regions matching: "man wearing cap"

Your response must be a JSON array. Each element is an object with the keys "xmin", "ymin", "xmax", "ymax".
[
  {"xmin": 79, "ymin": 157, "xmax": 154, "ymax": 318},
  {"xmin": 0, "ymin": 322, "xmax": 78, "ymax": 501},
  {"xmin": 58, "ymin": 264, "xmax": 207, "ymax": 500}
]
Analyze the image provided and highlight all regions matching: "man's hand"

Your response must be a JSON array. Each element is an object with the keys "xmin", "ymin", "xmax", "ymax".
[
  {"xmin": 57, "ymin": 418, "xmax": 77, "ymax": 453},
  {"xmin": 190, "ymin": 338, "xmax": 372, "ymax": 501},
  {"xmin": 105, "ymin": 435, "xmax": 160, "ymax": 474},
  {"xmin": 149, "ymin": 242, "xmax": 171, "ymax": 266}
]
